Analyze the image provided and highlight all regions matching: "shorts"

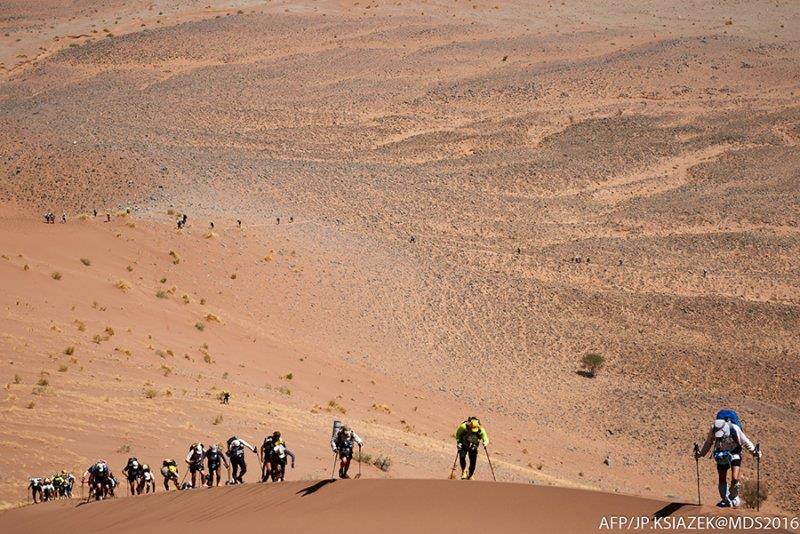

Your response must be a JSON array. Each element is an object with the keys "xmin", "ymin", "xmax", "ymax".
[
  {"xmin": 716, "ymin": 458, "xmax": 741, "ymax": 469},
  {"xmin": 189, "ymin": 462, "xmax": 204, "ymax": 473},
  {"xmin": 339, "ymin": 447, "xmax": 353, "ymax": 460}
]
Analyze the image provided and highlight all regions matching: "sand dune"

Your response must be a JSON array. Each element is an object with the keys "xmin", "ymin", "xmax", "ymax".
[{"xmin": 2, "ymin": 479, "xmax": 786, "ymax": 534}]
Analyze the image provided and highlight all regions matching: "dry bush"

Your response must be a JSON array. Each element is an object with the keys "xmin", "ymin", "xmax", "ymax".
[
  {"xmin": 159, "ymin": 277, "xmax": 167, "ymax": 284},
  {"xmin": 117, "ymin": 443, "xmax": 132, "ymax": 454},
  {"xmin": 741, "ymin": 479, "xmax": 767, "ymax": 508},
  {"xmin": 13, "ymin": 374, "xmax": 21, "ymax": 384},
  {"xmin": 26, "ymin": 401, "xmax": 35, "ymax": 409},
  {"xmin": 278, "ymin": 386, "xmax": 291, "ymax": 396},
  {"xmin": 74, "ymin": 319, "xmax": 86, "ymax": 331},
  {"xmin": 230, "ymin": 273, "xmax": 237, "ymax": 279},
  {"xmin": 581, "ymin": 352, "xmax": 605, "ymax": 378},
  {"xmin": 80, "ymin": 258, "xmax": 91, "ymax": 266},
  {"xmin": 212, "ymin": 414, "xmax": 223, "ymax": 425},
  {"xmin": 51, "ymin": 271, "xmax": 62, "ymax": 280},
  {"xmin": 126, "ymin": 265, "xmax": 134, "ymax": 272},
  {"xmin": 116, "ymin": 279, "xmax": 132, "ymax": 292},
  {"xmin": 371, "ymin": 403, "xmax": 391, "ymax": 414},
  {"xmin": 200, "ymin": 298, "xmax": 207, "ymax": 305},
  {"xmin": 156, "ymin": 289, "xmax": 168, "ymax": 299},
  {"xmin": 205, "ymin": 313, "xmax": 220, "ymax": 323},
  {"xmin": 195, "ymin": 321, "xmax": 205, "ymax": 331},
  {"xmin": 327, "ymin": 400, "xmax": 346, "ymax": 414},
  {"xmin": 143, "ymin": 387, "xmax": 158, "ymax": 399},
  {"xmin": 282, "ymin": 373, "xmax": 293, "ymax": 380},
  {"xmin": 203, "ymin": 353, "xmax": 213, "ymax": 364},
  {"xmin": 169, "ymin": 250, "xmax": 181, "ymax": 264},
  {"xmin": 182, "ymin": 294, "xmax": 191, "ymax": 304},
  {"xmin": 372, "ymin": 455, "xmax": 392, "ymax": 472},
  {"xmin": 57, "ymin": 364, "xmax": 68, "ymax": 373},
  {"xmin": 36, "ymin": 372, "xmax": 50, "ymax": 387},
  {"xmin": 105, "ymin": 326, "xmax": 115, "ymax": 337},
  {"xmin": 64, "ymin": 346, "xmax": 75, "ymax": 356},
  {"xmin": 160, "ymin": 365, "xmax": 173, "ymax": 377},
  {"xmin": 23, "ymin": 264, "xmax": 29, "ymax": 271}
]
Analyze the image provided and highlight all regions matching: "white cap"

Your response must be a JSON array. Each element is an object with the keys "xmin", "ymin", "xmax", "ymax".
[{"xmin": 713, "ymin": 419, "xmax": 728, "ymax": 438}]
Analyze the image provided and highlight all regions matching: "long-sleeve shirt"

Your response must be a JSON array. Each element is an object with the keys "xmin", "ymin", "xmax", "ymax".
[
  {"xmin": 698, "ymin": 423, "xmax": 756, "ymax": 459},
  {"xmin": 455, "ymin": 422, "xmax": 489, "ymax": 447}
]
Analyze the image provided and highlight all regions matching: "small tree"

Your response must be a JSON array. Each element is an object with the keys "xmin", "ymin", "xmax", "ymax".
[{"xmin": 581, "ymin": 352, "xmax": 605, "ymax": 378}]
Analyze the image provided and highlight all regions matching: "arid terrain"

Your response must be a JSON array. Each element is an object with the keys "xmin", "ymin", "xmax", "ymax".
[{"xmin": 1, "ymin": 0, "xmax": 798, "ymax": 523}]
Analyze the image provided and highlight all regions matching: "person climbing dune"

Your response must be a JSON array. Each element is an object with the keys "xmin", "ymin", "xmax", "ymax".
[
  {"xmin": 331, "ymin": 424, "xmax": 363, "ymax": 479},
  {"xmin": 185, "ymin": 443, "xmax": 207, "ymax": 488},
  {"xmin": 226, "ymin": 436, "xmax": 257, "ymax": 483},
  {"xmin": 206, "ymin": 444, "xmax": 229, "ymax": 487},
  {"xmin": 695, "ymin": 409, "xmax": 761, "ymax": 508},
  {"xmin": 160, "ymin": 459, "xmax": 180, "ymax": 491},
  {"xmin": 122, "ymin": 457, "xmax": 143, "ymax": 495},
  {"xmin": 455, "ymin": 416, "xmax": 489, "ymax": 480}
]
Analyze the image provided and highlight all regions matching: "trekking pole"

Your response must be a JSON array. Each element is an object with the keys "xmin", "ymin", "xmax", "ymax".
[
  {"xmin": 355, "ymin": 445, "xmax": 362, "ymax": 479},
  {"xmin": 483, "ymin": 444, "xmax": 497, "ymax": 482},
  {"xmin": 756, "ymin": 443, "xmax": 761, "ymax": 512},
  {"xmin": 330, "ymin": 452, "xmax": 339, "ymax": 479},
  {"xmin": 448, "ymin": 451, "xmax": 459, "ymax": 479},
  {"xmin": 693, "ymin": 443, "xmax": 701, "ymax": 506}
]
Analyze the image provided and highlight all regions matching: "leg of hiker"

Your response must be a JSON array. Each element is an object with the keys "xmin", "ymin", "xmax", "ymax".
[
  {"xmin": 467, "ymin": 447, "xmax": 479, "ymax": 479},
  {"xmin": 729, "ymin": 463, "xmax": 742, "ymax": 506},
  {"xmin": 716, "ymin": 464, "xmax": 730, "ymax": 506},
  {"xmin": 458, "ymin": 448, "xmax": 468, "ymax": 479}
]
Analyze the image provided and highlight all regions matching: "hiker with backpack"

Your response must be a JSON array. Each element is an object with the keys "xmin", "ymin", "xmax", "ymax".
[
  {"xmin": 28, "ymin": 477, "xmax": 44, "ymax": 503},
  {"xmin": 206, "ymin": 444, "xmax": 230, "ymax": 487},
  {"xmin": 226, "ymin": 436, "xmax": 258, "ymax": 484},
  {"xmin": 139, "ymin": 464, "xmax": 156, "ymax": 494},
  {"xmin": 266, "ymin": 432, "xmax": 295, "ymax": 482},
  {"xmin": 185, "ymin": 443, "xmax": 207, "ymax": 488},
  {"xmin": 695, "ymin": 409, "xmax": 761, "ymax": 508},
  {"xmin": 160, "ymin": 459, "xmax": 181, "ymax": 491},
  {"xmin": 455, "ymin": 416, "xmax": 490, "ymax": 480},
  {"xmin": 331, "ymin": 424, "xmax": 363, "ymax": 479},
  {"xmin": 122, "ymin": 457, "xmax": 144, "ymax": 495}
]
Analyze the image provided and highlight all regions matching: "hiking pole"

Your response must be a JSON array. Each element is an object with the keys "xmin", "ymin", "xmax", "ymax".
[
  {"xmin": 448, "ymin": 451, "xmax": 459, "ymax": 479},
  {"xmin": 354, "ymin": 445, "xmax": 362, "ymax": 479},
  {"xmin": 483, "ymin": 444, "xmax": 497, "ymax": 482},
  {"xmin": 330, "ymin": 452, "xmax": 339, "ymax": 479},
  {"xmin": 756, "ymin": 443, "xmax": 761, "ymax": 512},
  {"xmin": 693, "ymin": 443, "xmax": 701, "ymax": 506}
]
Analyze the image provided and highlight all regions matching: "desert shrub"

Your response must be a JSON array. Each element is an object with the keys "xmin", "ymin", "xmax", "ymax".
[
  {"xmin": 143, "ymin": 387, "xmax": 158, "ymax": 399},
  {"xmin": 371, "ymin": 403, "xmax": 391, "ymax": 414},
  {"xmin": 26, "ymin": 401, "xmax": 35, "ymax": 409},
  {"xmin": 74, "ymin": 320, "xmax": 86, "ymax": 331},
  {"xmin": 212, "ymin": 414, "xmax": 223, "ymax": 425},
  {"xmin": 117, "ymin": 443, "xmax": 132, "ymax": 453},
  {"xmin": 51, "ymin": 271, "xmax": 62, "ymax": 280},
  {"xmin": 159, "ymin": 277, "xmax": 167, "ymax": 284},
  {"xmin": 373, "ymin": 456, "xmax": 392, "ymax": 472},
  {"xmin": 160, "ymin": 365, "xmax": 172, "ymax": 377},
  {"xmin": 156, "ymin": 289, "xmax": 168, "ymax": 299},
  {"xmin": 203, "ymin": 353, "xmax": 212, "ymax": 364},
  {"xmin": 126, "ymin": 265, "xmax": 134, "ymax": 272},
  {"xmin": 205, "ymin": 313, "xmax": 220, "ymax": 322},
  {"xmin": 116, "ymin": 280, "xmax": 132, "ymax": 292},
  {"xmin": 36, "ymin": 372, "xmax": 49, "ymax": 387},
  {"xmin": 278, "ymin": 386, "xmax": 291, "ymax": 396},
  {"xmin": 80, "ymin": 258, "xmax": 91, "ymax": 266},
  {"xmin": 222, "ymin": 371, "xmax": 229, "ymax": 379},
  {"xmin": 195, "ymin": 321, "xmax": 205, "ymax": 331},
  {"xmin": 13, "ymin": 374, "xmax": 21, "ymax": 384},
  {"xmin": 741, "ymin": 479, "xmax": 767, "ymax": 508},
  {"xmin": 105, "ymin": 326, "xmax": 115, "ymax": 337},
  {"xmin": 64, "ymin": 346, "xmax": 75, "ymax": 356},
  {"xmin": 282, "ymin": 373, "xmax": 293, "ymax": 380},
  {"xmin": 230, "ymin": 273, "xmax": 237, "ymax": 279},
  {"xmin": 57, "ymin": 364, "xmax": 68, "ymax": 373},
  {"xmin": 581, "ymin": 352, "xmax": 605, "ymax": 378},
  {"xmin": 327, "ymin": 400, "xmax": 346, "ymax": 414},
  {"xmin": 182, "ymin": 294, "xmax": 191, "ymax": 304},
  {"xmin": 169, "ymin": 250, "xmax": 181, "ymax": 264}
]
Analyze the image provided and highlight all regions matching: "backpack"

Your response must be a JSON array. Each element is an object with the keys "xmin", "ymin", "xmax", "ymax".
[
  {"xmin": 163, "ymin": 459, "xmax": 177, "ymax": 468},
  {"xmin": 715, "ymin": 409, "xmax": 742, "ymax": 429}
]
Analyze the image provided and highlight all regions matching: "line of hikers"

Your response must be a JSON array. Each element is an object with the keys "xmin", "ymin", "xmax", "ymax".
[
  {"xmin": 26, "ymin": 411, "xmax": 758, "ymax": 509},
  {"xmin": 27, "ymin": 472, "xmax": 75, "ymax": 503}
]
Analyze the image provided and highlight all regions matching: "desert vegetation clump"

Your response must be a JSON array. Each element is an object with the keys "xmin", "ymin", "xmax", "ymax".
[
  {"xmin": 80, "ymin": 257, "xmax": 91, "ymax": 266},
  {"xmin": 327, "ymin": 399, "xmax": 346, "ymax": 414},
  {"xmin": 143, "ymin": 387, "xmax": 158, "ymax": 399},
  {"xmin": 64, "ymin": 346, "xmax": 75, "ymax": 356},
  {"xmin": 36, "ymin": 372, "xmax": 50, "ymax": 387},
  {"xmin": 116, "ymin": 279, "xmax": 132, "ymax": 292},
  {"xmin": 13, "ymin": 374, "xmax": 22, "ymax": 384},
  {"xmin": 156, "ymin": 289, "xmax": 168, "ymax": 299},
  {"xmin": 195, "ymin": 321, "xmax": 205, "ymax": 331},
  {"xmin": 169, "ymin": 250, "xmax": 181, "ymax": 264},
  {"xmin": 212, "ymin": 414, "xmax": 223, "ymax": 425},
  {"xmin": 51, "ymin": 271, "xmax": 62, "ymax": 280},
  {"xmin": 741, "ymin": 479, "xmax": 767, "ymax": 508},
  {"xmin": 580, "ymin": 352, "xmax": 605, "ymax": 378}
]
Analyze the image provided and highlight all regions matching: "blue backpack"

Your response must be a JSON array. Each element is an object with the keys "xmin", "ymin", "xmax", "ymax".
[{"xmin": 716, "ymin": 409, "xmax": 742, "ymax": 429}]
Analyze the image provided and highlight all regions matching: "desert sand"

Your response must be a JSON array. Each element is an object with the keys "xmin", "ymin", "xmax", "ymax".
[{"xmin": 0, "ymin": 0, "xmax": 798, "ymax": 528}]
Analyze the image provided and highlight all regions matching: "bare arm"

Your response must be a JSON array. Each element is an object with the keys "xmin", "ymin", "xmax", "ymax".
[{"xmin": 697, "ymin": 426, "xmax": 714, "ymax": 457}]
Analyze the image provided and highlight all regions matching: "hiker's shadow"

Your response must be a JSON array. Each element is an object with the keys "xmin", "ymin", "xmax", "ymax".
[{"xmin": 296, "ymin": 479, "xmax": 336, "ymax": 497}]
